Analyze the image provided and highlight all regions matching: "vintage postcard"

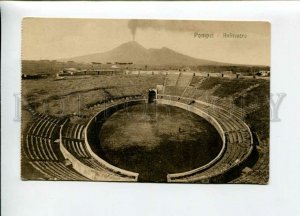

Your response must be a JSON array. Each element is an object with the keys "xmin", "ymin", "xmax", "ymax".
[{"xmin": 21, "ymin": 18, "xmax": 270, "ymax": 183}]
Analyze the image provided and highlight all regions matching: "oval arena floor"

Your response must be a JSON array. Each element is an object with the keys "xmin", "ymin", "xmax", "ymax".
[{"xmin": 99, "ymin": 103, "xmax": 223, "ymax": 182}]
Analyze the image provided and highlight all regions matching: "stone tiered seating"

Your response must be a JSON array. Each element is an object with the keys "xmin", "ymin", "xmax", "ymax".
[
  {"xmin": 193, "ymin": 102, "xmax": 248, "ymax": 132},
  {"xmin": 25, "ymin": 135, "xmax": 59, "ymax": 161},
  {"xmin": 173, "ymin": 87, "xmax": 186, "ymax": 96},
  {"xmin": 181, "ymin": 86, "xmax": 195, "ymax": 98},
  {"xmin": 189, "ymin": 76, "xmax": 205, "ymax": 87},
  {"xmin": 229, "ymin": 147, "xmax": 269, "ymax": 184},
  {"xmin": 121, "ymin": 87, "xmax": 144, "ymax": 97},
  {"xmin": 216, "ymin": 102, "xmax": 245, "ymax": 119},
  {"xmin": 25, "ymin": 114, "xmax": 62, "ymax": 160},
  {"xmin": 24, "ymin": 111, "xmax": 88, "ymax": 180},
  {"xmin": 164, "ymin": 86, "xmax": 177, "ymax": 96},
  {"xmin": 244, "ymin": 103, "xmax": 260, "ymax": 115},
  {"xmin": 63, "ymin": 139, "xmax": 90, "ymax": 158},
  {"xmin": 64, "ymin": 123, "xmax": 86, "ymax": 140},
  {"xmin": 162, "ymin": 87, "xmax": 188, "ymax": 98},
  {"xmin": 176, "ymin": 73, "xmax": 193, "ymax": 87},
  {"xmin": 196, "ymin": 84, "xmax": 221, "ymax": 101},
  {"xmin": 165, "ymin": 73, "xmax": 179, "ymax": 86},
  {"xmin": 29, "ymin": 161, "xmax": 87, "ymax": 181},
  {"xmin": 61, "ymin": 122, "xmax": 129, "ymax": 179}
]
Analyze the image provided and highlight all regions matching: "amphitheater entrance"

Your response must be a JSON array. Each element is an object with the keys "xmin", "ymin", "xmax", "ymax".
[{"xmin": 148, "ymin": 89, "xmax": 157, "ymax": 103}]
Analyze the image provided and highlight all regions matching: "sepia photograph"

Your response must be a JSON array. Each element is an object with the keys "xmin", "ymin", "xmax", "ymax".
[{"xmin": 21, "ymin": 18, "xmax": 270, "ymax": 184}]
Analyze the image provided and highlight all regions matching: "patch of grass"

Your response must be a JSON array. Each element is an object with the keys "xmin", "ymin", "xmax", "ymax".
[
  {"xmin": 245, "ymin": 104, "xmax": 270, "ymax": 141},
  {"xmin": 190, "ymin": 76, "xmax": 205, "ymax": 86},
  {"xmin": 197, "ymin": 77, "xmax": 269, "ymax": 99},
  {"xmin": 214, "ymin": 78, "xmax": 264, "ymax": 98},
  {"xmin": 234, "ymin": 81, "xmax": 270, "ymax": 107},
  {"xmin": 197, "ymin": 77, "xmax": 221, "ymax": 90}
]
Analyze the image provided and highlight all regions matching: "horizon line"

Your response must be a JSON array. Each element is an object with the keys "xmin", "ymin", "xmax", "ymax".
[{"xmin": 22, "ymin": 40, "xmax": 270, "ymax": 67}]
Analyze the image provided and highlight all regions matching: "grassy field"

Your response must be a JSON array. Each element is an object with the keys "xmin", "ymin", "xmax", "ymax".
[
  {"xmin": 22, "ymin": 74, "xmax": 165, "ymax": 117},
  {"xmin": 190, "ymin": 76, "xmax": 270, "ymax": 143},
  {"xmin": 197, "ymin": 77, "xmax": 268, "ymax": 98},
  {"xmin": 233, "ymin": 80, "xmax": 270, "ymax": 142}
]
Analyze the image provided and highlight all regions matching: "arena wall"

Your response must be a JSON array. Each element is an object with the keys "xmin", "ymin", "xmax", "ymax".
[
  {"xmin": 156, "ymin": 99, "xmax": 227, "ymax": 180},
  {"xmin": 59, "ymin": 119, "xmax": 138, "ymax": 181},
  {"xmin": 84, "ymin": 100, "xmax": 151, "ymax": 180}
]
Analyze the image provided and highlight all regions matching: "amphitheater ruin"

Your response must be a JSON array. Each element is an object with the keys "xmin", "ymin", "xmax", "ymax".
[{"xmin": 22, "ymin": 71, "xmax": 269, "ymax": 184}]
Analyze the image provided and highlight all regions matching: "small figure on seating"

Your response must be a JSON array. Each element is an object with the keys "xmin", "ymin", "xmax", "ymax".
[{"xmin": 179, "ymin": 127, "xmax": 185, "ymax": 133}]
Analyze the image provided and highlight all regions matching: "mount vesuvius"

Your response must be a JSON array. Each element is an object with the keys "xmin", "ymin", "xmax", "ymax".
[{"xmin": 62, "ymin": 41, "xmax": 229, "ymax": 66}]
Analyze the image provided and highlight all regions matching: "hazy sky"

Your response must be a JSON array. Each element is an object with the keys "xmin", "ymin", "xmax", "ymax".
[{"xmin": 22, "ymin": 18, "xmax": 270, "ymax": 65}]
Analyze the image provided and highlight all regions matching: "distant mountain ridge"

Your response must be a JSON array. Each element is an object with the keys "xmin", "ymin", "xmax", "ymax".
[{"xmin": 61, "ymin": 41, "xmax": 229, "ymax": 66}]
